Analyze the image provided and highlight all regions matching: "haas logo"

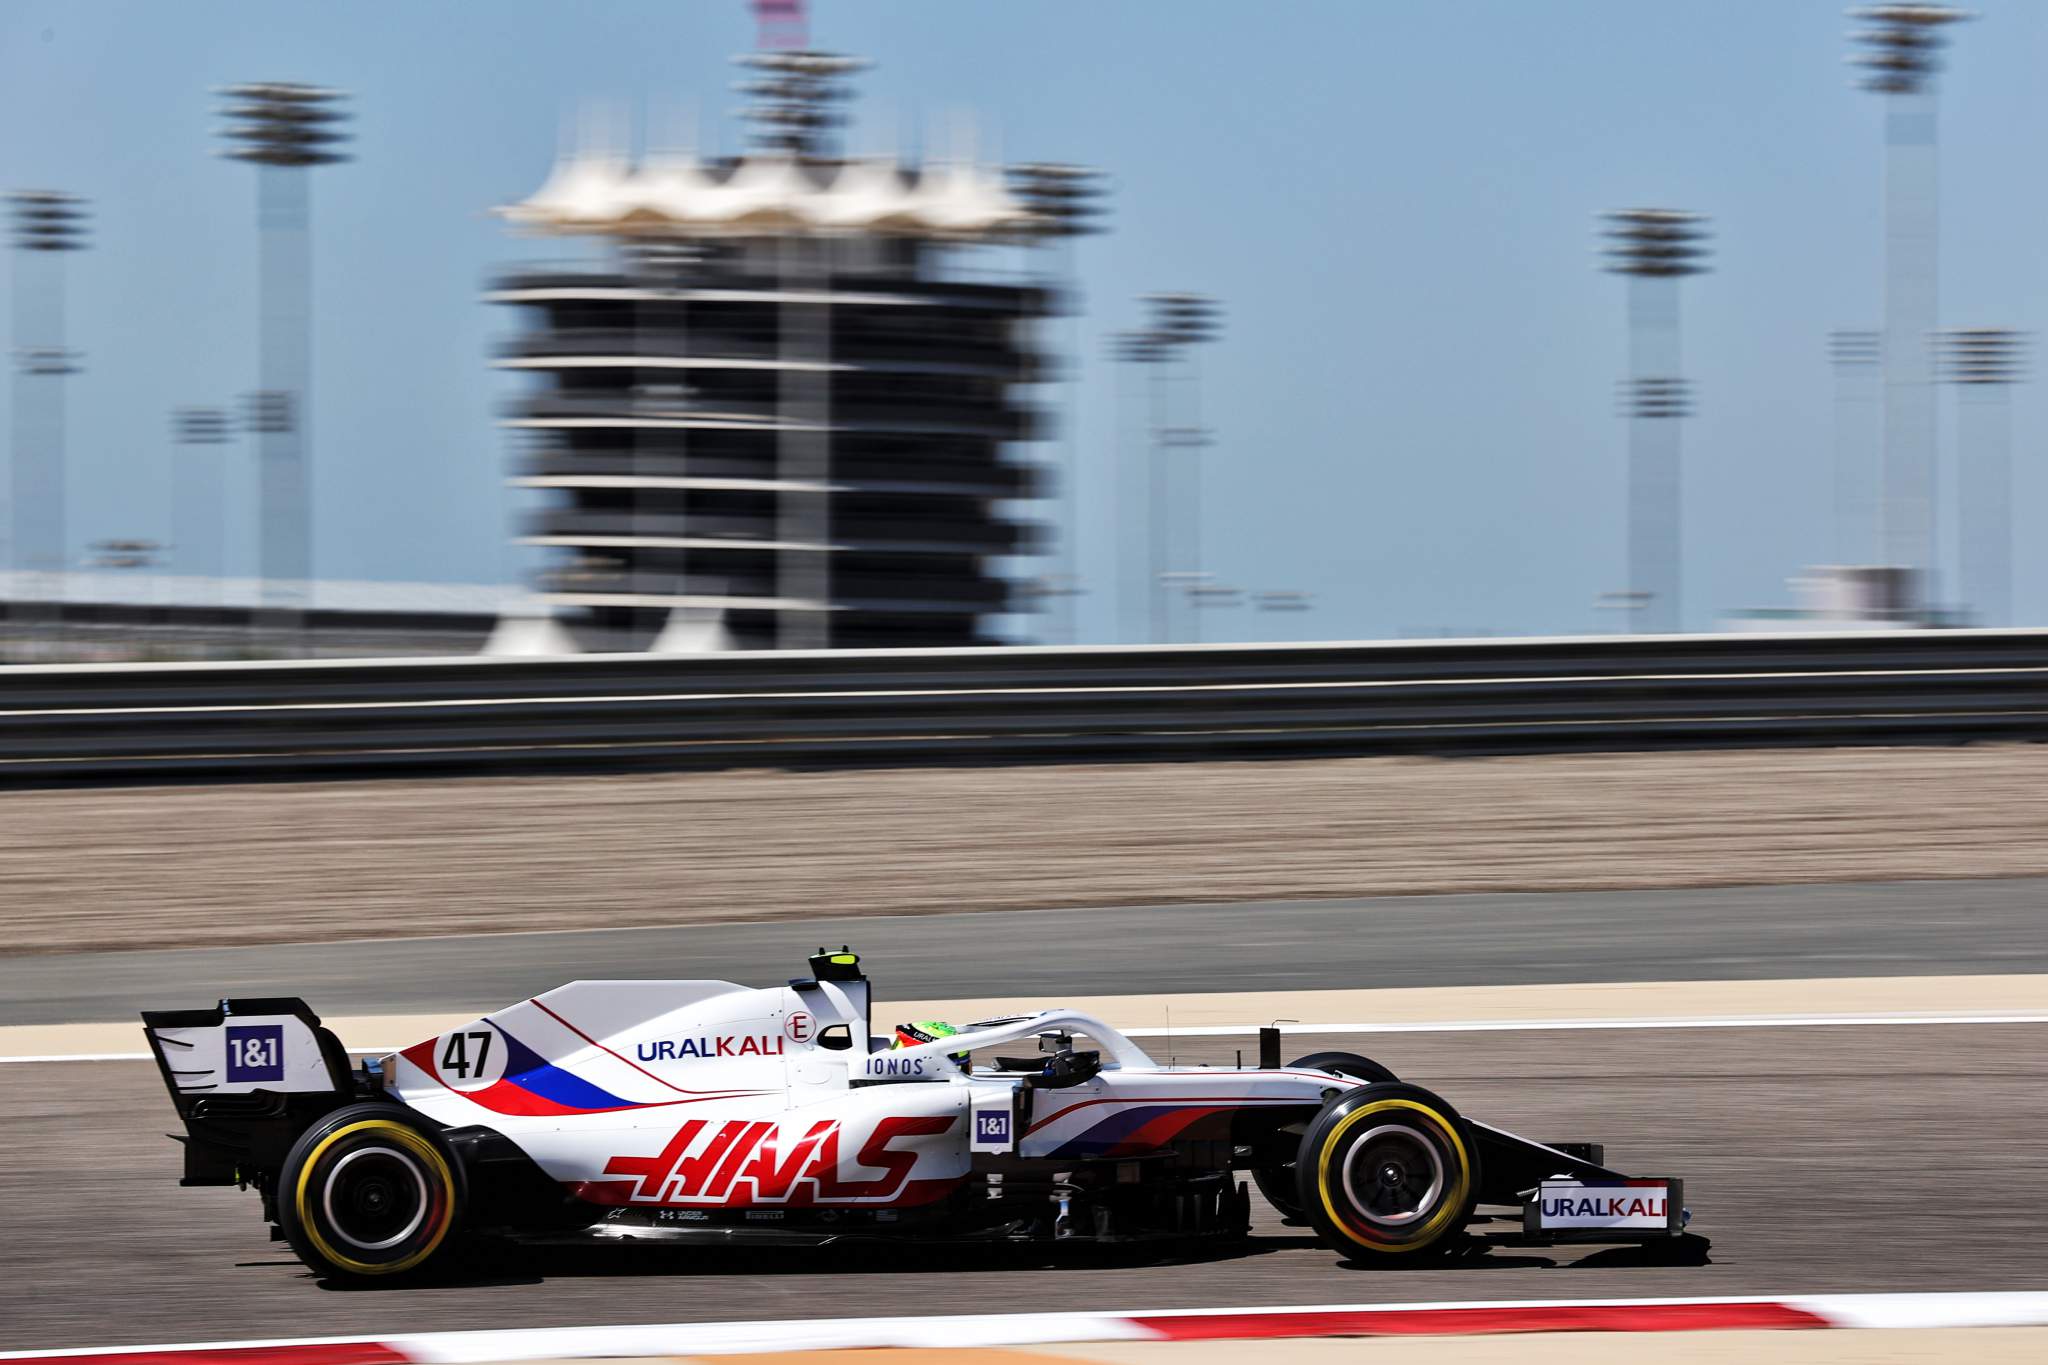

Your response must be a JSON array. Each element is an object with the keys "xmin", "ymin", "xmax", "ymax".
[{"xmin": 595, "ymin": 1115, "xmax": 954, "ymax": 1207}]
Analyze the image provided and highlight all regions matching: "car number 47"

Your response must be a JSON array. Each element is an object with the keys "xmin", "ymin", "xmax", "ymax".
[{"xmin": 441, "ymin": 1030, "xmax": 494, "ymax": 1080}]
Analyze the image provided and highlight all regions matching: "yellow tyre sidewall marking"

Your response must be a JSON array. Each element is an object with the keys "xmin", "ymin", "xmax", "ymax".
[
  {"xmin": 1314, "ymin": 1097, "xmax": 1470, "ymax": 1253},
  {"xmin": 295, "ymin": 1118, "xmax": 456, "ymax": 1276}
]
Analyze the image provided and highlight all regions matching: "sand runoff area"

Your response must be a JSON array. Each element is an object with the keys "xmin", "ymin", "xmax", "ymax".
[{"xmin": 6, "ymin": 743, "xmax": 2048, "ymax": 955}]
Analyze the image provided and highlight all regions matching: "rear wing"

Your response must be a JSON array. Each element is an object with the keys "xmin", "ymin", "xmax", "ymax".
[{"xmin": 140, "ymin": 998, "xmax": 357, "ymax": 1186}]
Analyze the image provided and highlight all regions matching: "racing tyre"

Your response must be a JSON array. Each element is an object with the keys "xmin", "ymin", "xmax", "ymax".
[
  {"xmin": 277, "ymin": 1103, "xmax": 463, "ymax": 1282},
  {"xmin": 1295, "ymin": 1081, "xmax": 1478, "ymax": 1263},
  {"xmin": 1252, "ymin": 1053, "xmax": 1398, "ymax": 1223}
]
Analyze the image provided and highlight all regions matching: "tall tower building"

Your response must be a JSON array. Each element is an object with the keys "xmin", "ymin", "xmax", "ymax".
[{"xmin": 490, "ymin": 53, "xmax": 1055, "ymax": 651}]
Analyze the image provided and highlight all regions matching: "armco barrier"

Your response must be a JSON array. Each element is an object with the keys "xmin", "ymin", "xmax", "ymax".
[{"xmin": 3, "ymin": 628, "xmax": 2048, "ymax": 783}]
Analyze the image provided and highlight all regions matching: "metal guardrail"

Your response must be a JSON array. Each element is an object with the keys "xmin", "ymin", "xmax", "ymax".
[{"xmin": 3, "ymin": 628, "xmax": 2048, "ymax": 783}]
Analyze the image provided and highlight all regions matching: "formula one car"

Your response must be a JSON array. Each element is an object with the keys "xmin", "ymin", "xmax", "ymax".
[{"xmin": 143, "ymin": 949, "xmax": 1689, "ymax": 1281}]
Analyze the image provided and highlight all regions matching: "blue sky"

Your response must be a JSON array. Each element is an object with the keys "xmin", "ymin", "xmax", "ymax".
[{"xmin": 4, "ymin": 0, "xmax": 2046, "ymax": 642}]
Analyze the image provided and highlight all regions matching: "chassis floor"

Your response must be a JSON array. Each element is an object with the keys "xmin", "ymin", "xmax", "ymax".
[{"xmin": 4, "ymin": 1024, "xmax": 2045, "ymax": 1350}]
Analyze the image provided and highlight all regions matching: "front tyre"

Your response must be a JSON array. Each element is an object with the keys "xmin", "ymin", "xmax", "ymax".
[
  {"xmin": 277, "ymin": 1103, "xmax": 463, "ymax": 1281},
  {"xmin": 1296, "ymin": 1081, "xmax": 1477, "ymax": 1263}
]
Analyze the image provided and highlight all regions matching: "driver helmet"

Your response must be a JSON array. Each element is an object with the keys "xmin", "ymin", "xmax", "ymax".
[{"xmin": 893, "ymin": 1019, "xmax": 968, "ymax": 1069}]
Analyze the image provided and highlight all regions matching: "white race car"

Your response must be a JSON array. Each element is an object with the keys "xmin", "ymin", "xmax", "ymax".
[{"xmin": 144, "ymin": 949, "xmax": 1689, "ymax": 1281}]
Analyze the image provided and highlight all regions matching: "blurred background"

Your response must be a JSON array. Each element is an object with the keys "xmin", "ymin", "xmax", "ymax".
[
  {"xmin": 11, "ymin": 7, "xmax": 2048, "ymax": 1352},
  {"xmin": 1, "ymin": 0, "xmax": 2042, "ymax": 661}
]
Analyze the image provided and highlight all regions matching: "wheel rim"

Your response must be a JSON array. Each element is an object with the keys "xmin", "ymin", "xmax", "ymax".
[
  {"xmin": 1339, "ymin": 1124, "xmax": 1444, "ymax": 1227},
  {"xmin": 322, "ymin": 1146, "xmax": 431, "ymax": 1252},
  {"xmin": 1312, "ymin": 1095, "xmax": 1472, "ymax": 1253},
  {"xmin": 293, "ymin": 1118, "xmax": 456, "ymax": 1276}
]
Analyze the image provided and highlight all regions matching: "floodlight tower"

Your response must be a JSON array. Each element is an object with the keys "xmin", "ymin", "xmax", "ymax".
[
  {"xmin": 1110, "ymin": 328, "xmax": 1166, "ymax": 643},
  {"xmin": 1599, "ymin": 208, "xmax": 1710, "ymax": 634},
  {"xmin": 1011, "ymin": 162, "xmax": 1108, "ymax": 643},
  {"xmin": 1938, "ymin": 327, "xmax": 2025, "ymax": 625},
  {"xmin": 171, "ymin": 406, "xmax": 233, "ymax": 603},
  {"xmin": 751, "ymin": 0, "xmax": 809, "ymax": 51},
  {"xmin": 1829, "ymin": 329, "xmax": 1882, "ymax": 564},
  {"xmin": 1849, "ymin": 4, "xmax": 1971, "ymax": 614},
  {"xmin": 1141, "ymin": 291, "xmax": 1222, "ymax": 644},
  {"xmin": 7, "ymin": 190, "xmax": 89, "ymax": 653},
  {"xmin": 218, "ymin": 81, "xmax": 349, "ymax": 653},
  {"xmin": 734, "ymin": 50, "xmax": 864, "ymax": 649},
  {"xmin": 741, "ymin": 0, "xmax": 839, "ymax": 635},
  {"xmin": 733, "ymin": 50, "xmax": 865, "ymax": 158}
]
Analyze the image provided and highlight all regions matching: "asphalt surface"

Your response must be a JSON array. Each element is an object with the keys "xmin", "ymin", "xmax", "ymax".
[
  {"xmin": 11, "ymin": 877, "xmax": 2048, "ymax": 1026},
  {"xmin": 6, "ymin": 1022, "xmax": 2045, "ymax": 1350}
]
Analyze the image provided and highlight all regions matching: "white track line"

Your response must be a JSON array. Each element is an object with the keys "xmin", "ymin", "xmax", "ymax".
[
  {"xmin": 7, "ymin": 1009, "xmax": 2048, "ymax": 1065},
  {"xmin": 1122, "ymin": 1010, "xmax": 2048, "ymax": 1038}
]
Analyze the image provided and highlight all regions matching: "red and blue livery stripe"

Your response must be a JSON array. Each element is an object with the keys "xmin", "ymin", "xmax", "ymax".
[
  {"xmin": 403, "ymin": 1023, "xmax": 657, "ymax": 1116},
  {"xmin": 1042, "ymin": 1103, "xmax": 1231, "ymax": 1158}
]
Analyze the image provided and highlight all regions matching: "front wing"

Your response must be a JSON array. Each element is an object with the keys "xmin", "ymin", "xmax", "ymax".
[{"xmin": 1467, "ymin": 1121, "xmax": 1689, "ymax": 1244}]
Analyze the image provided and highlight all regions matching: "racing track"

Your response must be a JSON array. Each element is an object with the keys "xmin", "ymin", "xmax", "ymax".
[
  {"xmin": 12, "ymin": 877, "xmax": 2048, "ymax": 1026},
  {"xmin": 7, "ymin": 880, "xmax": 2048, "ymax": 1350},
  {"xmin": 7, "ymin": 1022, "xmax": 2047, "ymax": 1350}
]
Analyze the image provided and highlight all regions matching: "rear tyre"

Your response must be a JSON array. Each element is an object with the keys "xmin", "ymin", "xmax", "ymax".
[
  {"xmin": 1295, "ymin": 1081, "xmax": 1478, "ymax": 1263},
  {"xmin": 1252, "ymin": 1053, "xmax": 1398, "ymax": 1222},
  {"xmin": 277, "ymin": 1102, "xmax": 463, "ymax": 1282}
]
